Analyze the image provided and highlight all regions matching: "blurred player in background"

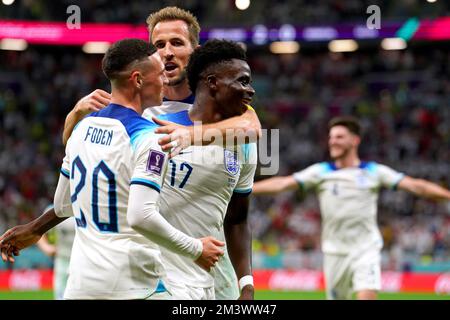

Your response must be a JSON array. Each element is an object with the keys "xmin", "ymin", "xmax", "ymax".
[
  {"xmin": 62, "ymin": 6, "xmax": 260, "ymax": 300},
  {"xmin": 36, "ymin": 206, "xmax": 75, "ymax": 300},
  {"xmin": 253, "ymin": 116, "xmax": 450, "ymax": 300},
  {"xmin": 0, "ymin": 38, "xmax": 224, "ymax": 299}
]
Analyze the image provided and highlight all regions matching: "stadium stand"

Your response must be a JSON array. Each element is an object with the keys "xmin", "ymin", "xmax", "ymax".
[{"xmin": 1, "ymin": 44, "xmax": 448, "ymax": 272}]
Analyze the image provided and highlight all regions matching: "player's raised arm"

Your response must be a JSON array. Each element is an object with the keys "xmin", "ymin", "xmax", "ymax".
[
  {"xmin": 154, "ymin": 106, "xmax": 261, "ymax": 157},
  {"xmin": 397, "ymin": 176, "xmax": 450, "ymax": 201},
  {"xmin": 252, "ymin": 175, "xmax": 299, "ymax": 195},
  {"xmin": 224, "ymin": 194, "xmax": 254, "ymax": 300},
  {"xmin": 62, "ymin": 89, "xmax": 111, "ymax": 145},
  {"xmin": 200, "ymin": 105, "xmax": 262, "ymax": 144},
  {"xmin": 154, "ymin": 106, "xmax": 261, "ymax": 155},
  {"xmin": 219, "ymin": 105, "xmax": 261, "ymax": 140}
]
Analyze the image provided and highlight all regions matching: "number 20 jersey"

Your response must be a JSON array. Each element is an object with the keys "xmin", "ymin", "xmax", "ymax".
[{"xmin": 60, "ymin": 104, "xmax": 168, "ymax": 299}]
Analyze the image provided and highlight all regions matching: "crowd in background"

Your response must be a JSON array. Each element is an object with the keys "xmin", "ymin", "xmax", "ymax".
[
  {"xmin": 1, "ymin": 43, "xmax": 448, "ymax": 271},
  {"xmin": 249, "ymin": 47, "xmax": 450, "ymax": 271}
]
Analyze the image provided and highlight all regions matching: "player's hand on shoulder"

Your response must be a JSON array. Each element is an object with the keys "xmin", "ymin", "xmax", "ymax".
[
  {"xmin": 238, "ymin": 285, "xmax": 255, "ymax": 300},
  {"xmin": 153, "ymin": 117, "xmax": 192, "ymax": 158},
  {"xmin": 74, "ymin": 89, "xmax": 111, "ymax": 117},
  {"xmin": 194, "ymin": 236, "xmax": 225, "ymax": 272},
  {"xmin": 0, "ymin": 224, "xmax": 42, "ymax": 263}
]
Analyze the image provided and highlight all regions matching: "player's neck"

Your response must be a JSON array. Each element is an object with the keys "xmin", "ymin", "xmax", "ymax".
[
  {"xmin": 189, "ymin": 94, "xmax": 219, "ymax": 124},
  {"xmin": 334, "ymin": 154, "xmax": 360, "ymax": 169},
  {"xmin": 163, "ymin": 82, "xmax": 192, "ymax": 101},
  {"xmin": 110, "ymin": 90, "xmax": 143, "ymax": 115}
]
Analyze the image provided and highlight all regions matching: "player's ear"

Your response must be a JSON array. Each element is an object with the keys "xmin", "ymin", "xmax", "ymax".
[
  {"xmin": 353, "ymin": 135, "xmax": 361, "ymax": 147},
  {"xmin": 130, "ymin": 71, "xmax": 142, "ymax": 88},
  {"xmin": 206, "ymin": 74, "xmax": 217, "ymax": 91}
]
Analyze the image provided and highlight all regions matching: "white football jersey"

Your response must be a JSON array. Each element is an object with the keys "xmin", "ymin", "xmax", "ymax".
[
  {"xmin": 143, "ymin": 95, "xmax": 195, "ymax": 118},
  {"xmin": 143, "ymin": 99, "xmax": 257, "ymax": 291},
  {"xmin": 61, "ymin": 103, "xmax": 168, "ymax": 299},
  {"xmin": 293, "ymin": 162, "xmax": 404, "ymax": 254}
]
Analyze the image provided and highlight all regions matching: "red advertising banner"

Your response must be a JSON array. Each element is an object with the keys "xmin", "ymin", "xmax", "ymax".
[
  {"xmin": 413, "ymin": 17, "xmax": 450, "ymax": 40},
  {"xmin": 0, "ymin": 18, "xmax": 450, "ymax": 46},
  {"xmin": 254, "ymin": 269, "xmax": 450, "ymax": 294},
  {"xmin": 0, "ymin": 269, "xmax": 449, "ymax": 294},
  {"xmin": 0, "ymin": 270, "xmax": 53, "ymax": 290},
  {"xmin": 0, "ymin": 20, "xmax": 148, "ymax": 45}
]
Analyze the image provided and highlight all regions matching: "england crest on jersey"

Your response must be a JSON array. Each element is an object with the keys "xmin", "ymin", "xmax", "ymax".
[{"xmin": 224, "ymin": 150, "xmax": 240, "ymax": 175}]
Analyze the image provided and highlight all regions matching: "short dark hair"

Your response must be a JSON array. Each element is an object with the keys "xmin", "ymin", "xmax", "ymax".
[
  {"xmin": 186, "ymin": 39, "xmax": 247, "ymax": 93},
  {"xmin": 102, "ymin": 38, "xmax": 157, "ymax": 80},
  {"xmin": 328, "ymin": 116, "xmax": 361, "ymax": 136}
]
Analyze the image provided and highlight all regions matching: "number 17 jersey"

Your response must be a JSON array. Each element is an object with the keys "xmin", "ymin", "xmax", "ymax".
[{"xmin": 147, "ymin": 109, "xmax": 257, "ymax": 289}]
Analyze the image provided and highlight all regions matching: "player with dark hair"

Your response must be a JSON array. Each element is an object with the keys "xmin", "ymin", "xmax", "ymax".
[
  {"xmin": 0, "ymin": 38, "xmax": 224, "ymax": 300},
  {"xmin": 253, "ymin": 115, "xmax": 450, "ymax": 300},
  {"xmin": 154, "ymin": 39, "xmax": 256, "ymax": 300},
  {"xmin": 327, "ymin": 116, "xmax": 361, "ymax": 136},
  {"xmin": 186, "ymin": 39, "xmax": 246, "ymax": 91},
  {"xmin": 186, "ymin": 39, "xmax": 249, "ymax": 116}
]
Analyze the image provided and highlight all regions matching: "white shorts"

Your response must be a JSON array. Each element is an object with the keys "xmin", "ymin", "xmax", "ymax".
[
  {"xmin": 324, "ymin": 249, "xmax": 381, "ymax": 300},
  {"xmin": 211, "ymin": 253, "xmax": 239, "ymax": 300},
  {"xmin": 166, "ymin": 279, "xmax": 215, "ymax": 300}
]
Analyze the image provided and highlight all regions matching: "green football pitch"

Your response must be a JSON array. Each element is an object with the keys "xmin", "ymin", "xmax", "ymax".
[{"xmin": 0, "ymin": 290, "xmax": 449, "ymax": 300}]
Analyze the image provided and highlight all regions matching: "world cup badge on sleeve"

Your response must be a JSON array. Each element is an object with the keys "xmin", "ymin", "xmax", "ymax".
[
  {"xmin": 146, "ymin": 150, "xmax": 165, "ymax": 175},
  {"xmin": 224, "ymin": 149, "xmax": 240, "ymax": 176}
]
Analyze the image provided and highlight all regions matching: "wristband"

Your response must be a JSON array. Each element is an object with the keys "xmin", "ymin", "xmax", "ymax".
[{"xmin": 238, "ymin": 275, "xmax": 254, "ymax": 290}]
